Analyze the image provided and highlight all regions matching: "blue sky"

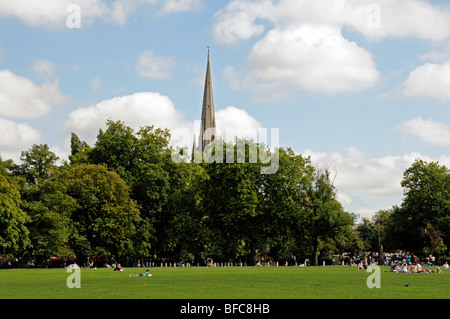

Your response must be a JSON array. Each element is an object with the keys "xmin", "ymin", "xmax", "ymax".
[{"xmin": 1, "ymin": 0, "xmax": 450, "ymax": 221}]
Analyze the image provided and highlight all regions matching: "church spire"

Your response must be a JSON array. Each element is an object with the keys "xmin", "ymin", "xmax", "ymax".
[{"xmin": 199, "ymin": 47, "xmax": 216, "ymax": 151}]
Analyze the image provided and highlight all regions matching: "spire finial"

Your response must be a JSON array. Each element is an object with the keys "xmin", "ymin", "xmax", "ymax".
[{"xmin": 207, "ymin": 46, "xmax": 210, "ymax": 60}]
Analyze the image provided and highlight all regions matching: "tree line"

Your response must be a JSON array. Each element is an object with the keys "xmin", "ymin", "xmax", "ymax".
[{"xmin": 1, "ymin": 120, "xmax": 449, "ymax": 267}]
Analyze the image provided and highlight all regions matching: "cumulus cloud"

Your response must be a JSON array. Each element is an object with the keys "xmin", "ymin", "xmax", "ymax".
[
  {"xmin": 302, "ymin": 146, "xmax": 450, "ymax": 220},
  {"xmin": 215, "ymin": 0, "xmax": 450, "ymax": 43},
  {"xmin": 0, "ymin": 0, "xmax": 203, "ymax": 28},
  {"xmin": 304, "ymin": 146, "xmax": 423, "ymax": 196},
  {"xmin": 0, "ymin": 70, "xmax": 67, "ymax": 119},
  {"xmin": 64, "ymin": 92, "xmax": 188, "ymax": 144},
  {"xmin": 215, "ymin": 1, "xmax": 381, "ymax": 97},
  {"xmin": 0, "ymin": 0, "xmax": 108, "ymax": 28},
  {"xmin": 0, "ymin": 118, "xmax": 42, "ymax": 162},
  {"xmin": 213, "ymin": 0, "xmax": 271, "ymax": 45},
  {"xmin": 215, "ymin": 106, "xmax": 263, "ymax": 142},
  {"xmin": 345, "ymin": 0, "xmax": 450, "ymax": 42},
  {"xmin": 215, "ymin": 0, "xmax": 450, "ymax": 98},
  {"xmin": 0, "ymin": 118, "xmax": 41, "ymax": 149},
  {"xmin": 247, "ymin": 25, "xmax": 380, "ymax": 94},
  {"xmin": 393, "ymin": 61, "xmax": 450, "ymax": 101},
  {"xmin": 136, "ymin": 50, "xmax": 176, "ymax": 80},
  {"xmin": 395, "ymin": 117, "xmax": 450, "ymax": 147}
]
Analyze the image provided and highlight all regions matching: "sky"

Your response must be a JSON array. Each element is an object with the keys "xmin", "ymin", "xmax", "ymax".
[{"xmin": 1, "ymin": 0, "xmax": 450, "ymax": 222}]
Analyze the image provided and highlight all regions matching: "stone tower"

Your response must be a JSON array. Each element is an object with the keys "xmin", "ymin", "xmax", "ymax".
[{"xmin": 197, "ymin": 50, "xmax": 216, "ymax": 151}]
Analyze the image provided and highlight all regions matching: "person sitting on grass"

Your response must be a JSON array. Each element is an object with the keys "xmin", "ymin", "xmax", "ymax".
[
  {"xmin": 129, "ymin": 269, "xmax": 152, "ymax": 277},
  {"xmin": 417, "ymin": 262, "xmax": 423, "ymax": 272},
  {"xmin": 401, "ymin": 262, "xmax": 409, "ymax": 273},
  {"xmin": 391, "ymin": 261, "xmax": 399, "ymax": 272},
  {"xmin": 113, "ymin": 262, "xmax": 123, "ymax": 271}
]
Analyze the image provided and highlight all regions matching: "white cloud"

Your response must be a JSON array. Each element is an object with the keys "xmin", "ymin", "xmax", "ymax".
[
  {"xmin": 395, "ymin": 117, "xmax": 450, "ymax": 147},
  {"xmin": 0, "ymin": 118, "xmax": 42, "ymax": 162},
  {"xmin": 215, "ymin": 106, "xmax": 264, "ymax": 142},
  {"xmin": 0, "ymin": 0, "xmax": 205, "ymax": 28},
  {"xmin": 159, "ymin": 0, "xmax": 202, "ymax": 15},
  {"xmin": 345, "ymin": 0, "xmax": 450, "ymax": 42},
  {"xmin": 215, "ymin": 1, "xmax": 381, "ymax": 97},
  {"xmin": 336, "ymin": 192, "xmax": 353, "ymax": 207},
  {"xmin": 90, "ymin": 77, "xmax": 101, "ymax": 92},
  {"xmin": 247, "ymin": 25, "xmax": 380, "ymax": 94},
  {"xmin": 0, "ymin": 70, "xmax": 67, "ymax": 119},
  {"xmin": 302, "ymin": 146, "xmax": 450, "ymax": 220},
  {"xmin": 0, "ymin": 0, "xmax": 108, "ymax": 28},
  {"xmin": 419, "ymin": 51, "xmax": 450, "ymax": 63},
  {"xmin": 304, "ymin": 146, "xmax": 422, "ymax": 196},
  {"xmin": 394, "ymin": 61, "xmax": 450, "ymax": 101},
  {"xmin": 33, "ymin": 59, "xmax": 57, "ymax": 77},
  {"xmin": 109, "ymin": 0, "xmax": 160, "ymax": 25},
  {"xmin": 64, "ymin": 92, "xmax": 189, "ymax": 144},
  {"xmin": 213, "ymin": 0, "xmax": 271, "ymax": 45},
  {"xmin": 215, "ymin": 0, "xmax": 450, "ymax": 98},
  {"xmin": 0, "ymin": 118, "xmax": 41, "ymax": 149},
  {"xmin": 215, "ymin": 0, "xmax": 450, "ymax": 43},
  {"xmin": 136, "ymin": 50, "xmax": 176, "ymax": 80}
]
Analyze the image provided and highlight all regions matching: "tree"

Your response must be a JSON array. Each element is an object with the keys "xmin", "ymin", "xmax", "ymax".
[
  {"xmin": 83, "ymin": 120, "xmax": 174, "ymax": 257},
  {"xmin": 23, "ymin": 165, "xmax": 78, "ymax": 257},
  {"xmin": 372, "ymin": 209, "xmax": 393, "ymax": 265},
  {"xmin": 200, "ymin": 139, "xmax": 263, "ymax": 264},
  {"xmin": 66, "ymin": 164, "xmax": 153, "ymax": 259},
  {"xmin": 69, "ymin": 133, "xmax": 90, "ymax": 164},
  {"xmin": 392, "ymin": 159, "xmax": 450, "ymax": 254},
  {"xmin": 0, "ymin": 158, "xmax": 30, "ymax": 256},
  {"xmin": 419, "ymin": 224, "xmax": 447, "ymax": 262},
  {"xmin": 14, "ymin": 144, "xmax": 59, "ymax": 184},
  {"xmin": 303, "ymin": 168, "xmax": 354, "ymax": 266},
  {"xmin": 260, "ymin": 147, "xmax": 315, "ymax": 262},
  {"xmin": 200, "ymin": 139, "xmax": 318, "ymax": 265},
  {"xmin": 356, "ymin": 220, "xmax": 377, "ymax": 256}
]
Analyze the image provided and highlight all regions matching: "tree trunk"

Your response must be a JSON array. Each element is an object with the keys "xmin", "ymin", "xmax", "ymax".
[
  {"xmin": 247, "ymin": 248, "xmax": 257, "ymax": 266},
  {"xmin": 313, "ymin": 239, "xmax": 319, "ymax": 266},
  {"xmin": 378, "ymin": 242, "xmax": 385, "ymax": 266}
]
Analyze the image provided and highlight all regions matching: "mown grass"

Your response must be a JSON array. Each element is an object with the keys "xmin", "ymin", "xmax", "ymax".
[{"xmin": 1, "ymin": 266, "xmax": 449, "ymax": 299}]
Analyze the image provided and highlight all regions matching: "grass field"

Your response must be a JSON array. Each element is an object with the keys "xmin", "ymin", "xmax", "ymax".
[{"xmin": 1, "ymin": 266, "xmax": 449, "ymax": 299}]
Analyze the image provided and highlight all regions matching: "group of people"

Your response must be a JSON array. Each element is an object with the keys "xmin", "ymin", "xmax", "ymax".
[{"xmin": 390, "ymin": 260, "xmax": 444, "ymax": 273}]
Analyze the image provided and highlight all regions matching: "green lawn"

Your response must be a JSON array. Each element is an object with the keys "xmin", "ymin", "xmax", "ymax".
[{"xmin": 1, "ymin": 266, "xmax": 449, "ymax": 299}]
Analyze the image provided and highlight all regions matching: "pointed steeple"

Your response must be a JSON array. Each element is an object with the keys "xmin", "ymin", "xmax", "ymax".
[{"xmin": 199, "ymin": 48, "xmax": 216, "ymax": 151}]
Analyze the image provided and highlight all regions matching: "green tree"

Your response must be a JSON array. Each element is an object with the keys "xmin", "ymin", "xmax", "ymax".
[
  {"xmin": 0, "ymin": 158, "xmax": 30, "ymax": 256},
  {"xmin": 200, "ymin": 139, "xmax": 263, "ymax": 264},
  {"xmin": 69, "ymin": 133, "xmax": 90, "ymax": 164},
  {"xmin": 66, "ymin": 164, "xmax": 153, "ymax": 259},
  {"xmin": 303, "ymin": 168, "xmax": 355, "ymax": 266},
  {"xmin": 260, "ymin": 148, "xmax": 315, "ymax": 262},
  {"xmin": 372, "ymin": 209, "xmax": 393, "ymax": 265},
  {"xmin": 9, "ymin": 146, "xmax": 75, "ymax": 258},
  {"xmin": 14, "ymin": 144, "xmax": 59, "ymax": 184},
  {"xmin": 391, "ymin": 159, "xmax": 450, "ymax": 254},
  {"xmin": 84, "ymin": 120, "xmax": 173, "ymax": 257},
  {"xmin": 23, "ymin": 165, "xmax": 78, "ymax": 257}
]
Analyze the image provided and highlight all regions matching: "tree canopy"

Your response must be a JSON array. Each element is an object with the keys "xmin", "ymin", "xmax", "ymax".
[{"xmin": 1, "ymin": 121, "xmax": 449, "ymax": 266}]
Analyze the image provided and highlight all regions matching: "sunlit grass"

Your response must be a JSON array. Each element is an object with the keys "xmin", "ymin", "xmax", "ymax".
[{"xmin": 1, "ymin": 266, "xmax": 449, "ymax": 299}]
